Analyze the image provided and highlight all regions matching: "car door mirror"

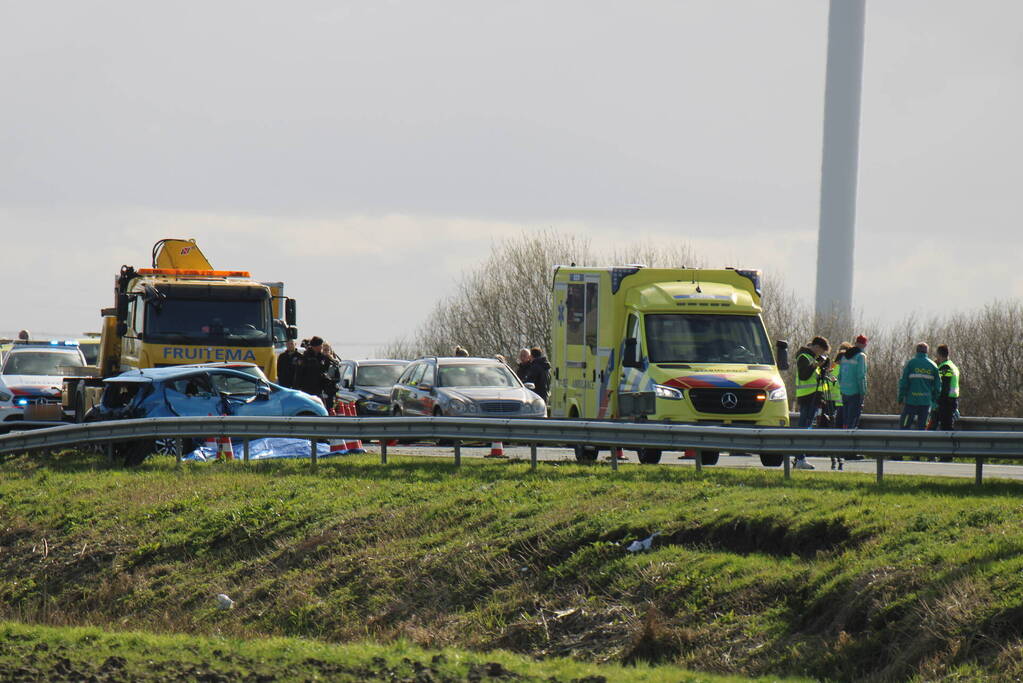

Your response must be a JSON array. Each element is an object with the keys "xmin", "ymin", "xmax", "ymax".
[
  {"xmin": 285, "ymin": 298, "xmax": 297, "ymax": 326},
  {"xmin": 255, "ymin": 382, "xmax": 271, "ymax": 401},
  {"xmin": 418, "ymin": 383, "xmax": 433, "ymax": 393},
  {"xmin": 524, "ymin": 382, "xmax": 536, "ymax": 390},
  {"xmin": 623, "ymin": 338, "xmax": 643, "ymax": 369},
  {"xmin": 775, "ymin": 340, "xmax": 790, "ymax": 371}
]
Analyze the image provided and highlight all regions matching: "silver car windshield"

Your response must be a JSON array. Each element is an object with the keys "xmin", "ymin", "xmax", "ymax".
[
  {"xmin": 438, "ymin": 363, "xmax": 519, "ymax": 388},
  {"xmin": 356, "ymin": 364, "xmax": 406, "ymax": 387}
]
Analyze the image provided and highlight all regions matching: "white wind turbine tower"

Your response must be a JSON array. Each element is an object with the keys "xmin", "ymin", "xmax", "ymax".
[{"xmin": 815, "ymin": 0, "xmax": 866, "ymax": 324}]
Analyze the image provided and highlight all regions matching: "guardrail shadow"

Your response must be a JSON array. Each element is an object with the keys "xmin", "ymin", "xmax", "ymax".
[{"xmin": 7, "ymin": 447, "xmax": 1023, "ymax": 500}]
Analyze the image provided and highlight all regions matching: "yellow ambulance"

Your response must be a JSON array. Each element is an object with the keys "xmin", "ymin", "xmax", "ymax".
[{"xmin": 550, "ymin": 266, "xmax": 790, "ymax": 465}]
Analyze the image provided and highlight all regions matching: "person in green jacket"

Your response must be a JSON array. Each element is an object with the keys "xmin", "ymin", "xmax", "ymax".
[{"xmin": 897, "ymin": 342, "xmax": 941, "ymax": 430}]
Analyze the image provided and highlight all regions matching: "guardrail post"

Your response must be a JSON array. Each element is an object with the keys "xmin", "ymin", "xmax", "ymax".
[
  {"xmin": 876, "ymin": 455, "xmax": 884, "ymax": 484},
  {"xmin": 243, "ymin": 438, "xmax": 250, "ymax": 463},
  {"xmin": 175, "ymin": 437, "xmax": 182, "ymax": 469},
  {"xmin": 381, "ymin": 440, "xmax": 388, "ymax": 465},
  {"xmin": 783, "ymin": 454, "xmax": 790, "ymax": 480},
  {"xmin": 310, "ymin": 439, "xmax": 317, "ymax": 469},
  {"xmin": 530, "ymin": 444, "xmax": 537, "ymax": 471},
  {"xmin": 105, "ymin": 442, "xmax": 113, "ymax": 464},
  {"xmin": 610, "ymin": 445, "xmax": 618, "ymax": 472},
  {"xmin": 695, "ymin": 450, "xmax": 703, "ymax": 474},
  {"xmin": 453, "ymin": 440, "xmax": 461, "ymax": 468},
  {"xmin": 975, "ymin": 457, "xmax": 984, "ymax": 486}
]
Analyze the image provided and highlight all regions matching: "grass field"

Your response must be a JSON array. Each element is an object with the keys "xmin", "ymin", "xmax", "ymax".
[{"xmin": 2, "ymin": 448, "xmax": 1022, "ymax": 681}]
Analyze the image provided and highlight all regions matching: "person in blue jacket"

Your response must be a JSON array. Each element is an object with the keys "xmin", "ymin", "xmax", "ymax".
[
  {"xmin": 839, "ymin": 334, "xmax": 869, "ymax": 428},
  {"xmin": 897, "ymin": 342, "xmax": 941, "ymax": 429}
]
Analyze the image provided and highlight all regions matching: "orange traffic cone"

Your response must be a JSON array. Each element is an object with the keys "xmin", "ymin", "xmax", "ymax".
[
  {"xmin": 203, "ymin": 435, "xmax": 219, "ymax": 459},
  {"xmin": 613, "ymin": 447, "xmax": 627, "ymax": 460},
  {"xmin": 486, "ymin": 442, "xmax": 506, "ymax": 458},
  {"xmin": 342, "ymin": 402, "xmax": 365, "ymax": 453},
  {"xmin": 217, "ymin": 436, "xmax": 234, "ymax": 461}
]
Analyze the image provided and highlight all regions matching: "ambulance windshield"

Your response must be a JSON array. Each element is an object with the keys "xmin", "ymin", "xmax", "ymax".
[{"xmin": 644, "ymin": 314, "xmax": 773, "ymax": 365}]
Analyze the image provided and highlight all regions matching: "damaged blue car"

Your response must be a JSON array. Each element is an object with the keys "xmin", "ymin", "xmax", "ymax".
[{"xmin": 88, "ymin": 365, "xmax": 328, "ymax": 465}]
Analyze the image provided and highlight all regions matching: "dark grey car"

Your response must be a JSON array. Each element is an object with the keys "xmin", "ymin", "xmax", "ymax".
[
  {"xmin": 335, "ymin": 359, "xmax": 409, "ymax": 416},
  {"xmin": 390, "ymin": 357, "xmax": 546, "ymax": 417}
]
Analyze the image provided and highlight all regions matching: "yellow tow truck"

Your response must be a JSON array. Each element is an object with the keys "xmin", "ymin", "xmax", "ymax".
[{"xmin": 64, "ymin": 239, "xmax": 297, "ymax": 420}]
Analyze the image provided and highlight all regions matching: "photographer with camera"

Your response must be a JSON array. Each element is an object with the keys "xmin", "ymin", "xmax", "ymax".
[{"xmin": 792, "ymin": 336, "xmax": 831, "ymax": 470}]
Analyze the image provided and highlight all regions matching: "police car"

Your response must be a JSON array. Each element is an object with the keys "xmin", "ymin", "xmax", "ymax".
[{"xmin": 0, "ymin": 340, "xmax": 87, "ymax": 426}]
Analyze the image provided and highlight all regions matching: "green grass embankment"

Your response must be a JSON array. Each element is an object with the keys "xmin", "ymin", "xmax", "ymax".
[{"xmin": 2, "ymin": 450, "xmax": 1022, "ymax": 681}]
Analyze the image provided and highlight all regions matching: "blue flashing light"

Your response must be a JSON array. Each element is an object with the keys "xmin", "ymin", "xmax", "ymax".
[
  {"xmin": 50, "ymin": 340, "xmax": 60, "ymax": 345},
  {"xmin": 14, "ymin": 398, "xmax": 28, "ymax": 406}
]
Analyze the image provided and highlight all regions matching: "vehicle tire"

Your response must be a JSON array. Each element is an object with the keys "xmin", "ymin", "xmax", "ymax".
[
  {"xmin": 73, "ymin": 387, "xmax": 87, "ymax": 424},
  {"xmin": 574, "ymin": 444, "xmax": 599, "ymax": 462},
  {"xmin": 434, "ymin": 407, "xmax": 454, "ymax": 446},
  {"xmin": 759, "ymin": 453, "xmax": 784, "ymax": 468},
  {"xmin": 636, "ymin": 448, "xmax": 662, "ymax": 464},
  {"xmin": 153, "ymin": 438, "xmax": 178, "ymax": 456},
  {"xmin": 699, "ymin": 450, "xmax": 720, "ymax": 466},
  {"xmin": 118, "ymin": 440, "xmax": 153, "ymax": 467}
]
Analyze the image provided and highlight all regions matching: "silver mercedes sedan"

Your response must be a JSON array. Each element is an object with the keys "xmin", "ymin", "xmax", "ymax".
[{"xmin": 390, "ymin": 356, "xmax": 546, "ymax": 417}]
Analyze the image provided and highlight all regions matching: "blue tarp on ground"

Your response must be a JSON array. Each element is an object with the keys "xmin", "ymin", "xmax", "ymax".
[{"xmin": 183, "ymin": 437, "xmax": 364, "ymax": 462}]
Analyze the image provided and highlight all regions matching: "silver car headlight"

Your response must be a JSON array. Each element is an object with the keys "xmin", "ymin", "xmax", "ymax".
[
  {"xmin": 529, "ymin": 397, "xmax": 546, "ymax": 415},
  {"xmin": 0, "ymin": 391, "xmax": 11, "ymax": 403},
  {"xmin": 654, "ymin": 384, "xmax": 684, "ymax": 400},
  {"xmin": 768, "ymin": 386, "xmax": 787, "ymax": 401},
  {"xmin": 448, "ymin": 398, "xmax": 477, "ymax": 415}
]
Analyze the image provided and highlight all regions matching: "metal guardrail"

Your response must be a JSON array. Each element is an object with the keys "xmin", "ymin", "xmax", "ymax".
[
  {"xmin": 781, "ymin": 413, "xmax": 1023, "ymax": 432},
  {"xmin": 1, "ymin": 415, "xmax": 1021, "ymax": 484}
]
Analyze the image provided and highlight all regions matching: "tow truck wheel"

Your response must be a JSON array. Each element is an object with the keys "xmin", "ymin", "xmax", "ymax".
[
  {"xmin": 636, "ymin": 448, "xmax": 662, "ymax": 464},
  {"xmin": 759, "ymin": 454, "xmax": 784, "ymax": 467},
  {"xmin": 73, "ymin": 386, "xmax": 87, "ymax": 424},
  {"xmin": 699, "ymin": 450, "xmax": 720, "ymax": 466},
  {"xmin": 574, "ymin": 445, "xmax": 599, "ymax": 462}
]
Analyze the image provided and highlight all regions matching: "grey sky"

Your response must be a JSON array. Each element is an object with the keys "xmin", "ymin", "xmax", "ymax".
[{"xmin": 2, "ymin": 1, "xmax": 1019, "ymax": 356}]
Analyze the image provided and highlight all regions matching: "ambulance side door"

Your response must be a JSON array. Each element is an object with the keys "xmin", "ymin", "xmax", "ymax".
[{"xmin": 564, "ymin": 275, "xmax": 600, "ymax": 418}]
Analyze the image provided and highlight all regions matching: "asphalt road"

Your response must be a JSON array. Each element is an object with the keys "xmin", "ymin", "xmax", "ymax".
[{"xmin": 362, "ymin": 443, "xmax": 1023, "ymax": 482}]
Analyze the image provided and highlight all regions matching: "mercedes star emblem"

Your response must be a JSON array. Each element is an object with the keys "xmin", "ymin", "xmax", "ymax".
[{"xmin": 721, "ymin": 392, "xmax": 739, "ymax": 409}]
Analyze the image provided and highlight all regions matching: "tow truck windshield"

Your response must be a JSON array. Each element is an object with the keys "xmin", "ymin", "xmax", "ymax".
[
  {"xmin": 144, "ymin": 297, "xmax": 272, "ymax": 347},
  {"xmin": 644, "ymin": 314, "xmax": 774, "ymax": 365}
]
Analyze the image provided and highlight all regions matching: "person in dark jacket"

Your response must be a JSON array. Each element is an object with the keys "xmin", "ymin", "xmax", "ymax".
[
  {"xmin": 515, "ymin": 348, "xmax": 532, "ymax": 382},
  {"xmin": 276, "ymin": 339, "xmax": 302, "ymax": 388},
  {"xmin": 525, "ymin": 346, "xmax": 551, "ymax": 402},
  {"xmin": 294, "ymin": 336, "xmax": 335, "ymax": 409}
]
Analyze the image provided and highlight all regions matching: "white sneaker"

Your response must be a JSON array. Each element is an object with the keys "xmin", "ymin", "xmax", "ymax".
[{"xmin": 794, "ymin": 459, "xmax": 815, "ymax": 470}]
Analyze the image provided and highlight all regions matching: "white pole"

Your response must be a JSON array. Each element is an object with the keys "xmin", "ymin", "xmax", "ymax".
[{"xmin": 815, "ymin": 0, "xmax": 866, "ymax": 324}]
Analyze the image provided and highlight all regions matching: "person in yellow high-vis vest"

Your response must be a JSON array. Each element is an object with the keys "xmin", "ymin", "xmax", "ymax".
[
  {"xmin": 935, "ymin": 344, "xmax": 960, "ymax": 431},
  {"xmin": 793, "ymin": 335, "xmax": 831, "ymax": 470}
]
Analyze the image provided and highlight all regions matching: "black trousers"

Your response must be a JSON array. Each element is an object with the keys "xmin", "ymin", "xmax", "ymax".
[{"xmin": 936, "ymin": 397, "xmax": 959, "ymax": 430}]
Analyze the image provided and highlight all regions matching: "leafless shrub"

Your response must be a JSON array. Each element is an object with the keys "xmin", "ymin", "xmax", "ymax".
[{"xmin": 379, "ymin": 231, "xmax": 702, "ymax": 362}]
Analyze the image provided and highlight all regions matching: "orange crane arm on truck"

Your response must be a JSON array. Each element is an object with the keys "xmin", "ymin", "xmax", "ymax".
[{"xmin": 152, "ymin": 238, "xmax": 214, "ymax": 270}]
